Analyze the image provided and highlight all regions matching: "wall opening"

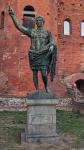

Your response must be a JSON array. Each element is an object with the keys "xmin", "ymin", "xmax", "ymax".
[
  {"xmin": 75, "ymin": 79, "xmax": 84, "ymax": 94},
  {"xmin": 0, "ymin": 11, "xmax": 5, "ymax": 29},
  {"xmin": 81, "ymin": 21, "xmax": 84, "ymax": 36},
  {"xmin": 23, "ymin": 5, "xmax": 36, "ymax": 28},
  {"xmin": 64, "ymin": 19, "xmax": 71, "ymax": 35}
]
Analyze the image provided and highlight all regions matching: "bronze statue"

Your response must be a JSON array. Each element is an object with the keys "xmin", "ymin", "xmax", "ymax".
[{"xmin": 9, "ymin": 7, "xmax": 57, "ymax": 93}]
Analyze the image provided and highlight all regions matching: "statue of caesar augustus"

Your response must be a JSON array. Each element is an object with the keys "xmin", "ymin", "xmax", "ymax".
[{"xmin": 9, "ymin": 7, "xmax": 57, "ymax": 93}]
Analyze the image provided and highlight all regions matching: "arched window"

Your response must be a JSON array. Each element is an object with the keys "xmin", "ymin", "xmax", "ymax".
[
  {"xmin": 64, "ymin": 19, "xmax": 71, "ymax": 35},
  {"xmin": 0, "ymin": 11, "xmax": 5, "ymax": 29},
  {"xmin": 81, "ymin": 21, "xmax": 84, "ymax": 36},
  {"xmin": 23, "ymin": 5, "xmax": 36, "ymax": 29}
]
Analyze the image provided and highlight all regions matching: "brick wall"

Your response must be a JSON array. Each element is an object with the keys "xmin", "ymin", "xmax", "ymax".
[
  {"xmin": 57, "ymin": 0, "xmax": 84, "ymax": 77},
  {"xmin": 0, "ymin": 0, "xmax": 84, "ymax": 98}
]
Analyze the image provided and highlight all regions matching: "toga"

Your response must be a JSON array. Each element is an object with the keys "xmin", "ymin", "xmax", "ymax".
[{"xmin": 28, "ymin": 28, "xmax": 57, "ymax": 81}]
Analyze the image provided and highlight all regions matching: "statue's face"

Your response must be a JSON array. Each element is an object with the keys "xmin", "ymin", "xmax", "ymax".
[{"xmin": 36, "ymin": 18, "xmax": 44, "ymax": 28}]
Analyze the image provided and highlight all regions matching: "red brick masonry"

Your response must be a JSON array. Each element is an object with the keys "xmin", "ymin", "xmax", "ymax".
[{"xmin": 0, "ymin": 0, "xmax": 84, "ymax": 98}]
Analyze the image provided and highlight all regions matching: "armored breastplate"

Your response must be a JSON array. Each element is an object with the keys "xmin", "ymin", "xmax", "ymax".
[{"xmin": 30, "ymin": 29, "xmax": 49, "ymax": 51}]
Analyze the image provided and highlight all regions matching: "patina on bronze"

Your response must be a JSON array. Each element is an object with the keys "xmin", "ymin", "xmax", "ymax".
[{"xmin": 9, "ymin": 7, "xmax": 57, "ymax": 93}]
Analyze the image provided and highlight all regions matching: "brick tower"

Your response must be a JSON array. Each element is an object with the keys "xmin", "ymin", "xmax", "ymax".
[{"xmin": 0, "ymin": 0, "xmax": 84, "ymax": 97}]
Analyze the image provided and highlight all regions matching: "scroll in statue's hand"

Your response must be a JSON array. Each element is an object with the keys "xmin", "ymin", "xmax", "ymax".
[{"xmin": 9, "ymin": 6, "xmax": 14, "ymax": 16}]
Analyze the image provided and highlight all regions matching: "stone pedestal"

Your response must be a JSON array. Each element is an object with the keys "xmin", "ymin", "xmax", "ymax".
[{"xmin": 21, "ymin": 99, "xmax": 61, "ymax": 144}]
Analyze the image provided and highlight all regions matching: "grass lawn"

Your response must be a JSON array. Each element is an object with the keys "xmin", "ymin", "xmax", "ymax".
[
  {"xmin": 0, "ymin": 110, "xmax": 84, "ymax": 149},
  {"xmin": 57, "ymin": 110, "xmax": 84, "ymax": 147}
]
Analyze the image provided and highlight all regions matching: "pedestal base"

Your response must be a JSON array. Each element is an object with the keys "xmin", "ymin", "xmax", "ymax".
[
  {"xmin": 21, "ymin": 99, "xmax": 62, "ymax": 144},
  {"xmin": 21, "ymin": 132, "xmax": 61, "ymax": 144}
]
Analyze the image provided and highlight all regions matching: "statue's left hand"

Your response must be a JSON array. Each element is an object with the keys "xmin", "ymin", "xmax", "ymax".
[{"xmin": 49, "ymin": 45, "xmax": 54, "ymax": 53}]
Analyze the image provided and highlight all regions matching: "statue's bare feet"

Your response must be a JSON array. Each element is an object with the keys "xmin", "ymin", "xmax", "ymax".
[
  {"xmin": 45, "ymin": 88, "xmax": 50, "ymax": 93},
  {"xmin": 35, "ymin": 89, "xmax": 39, "ymax": 94}
]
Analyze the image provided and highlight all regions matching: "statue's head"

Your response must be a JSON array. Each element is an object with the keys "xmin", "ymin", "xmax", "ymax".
[{"xmin": 35, "ymin": 16, "xmax": 45, "ymax": 27}]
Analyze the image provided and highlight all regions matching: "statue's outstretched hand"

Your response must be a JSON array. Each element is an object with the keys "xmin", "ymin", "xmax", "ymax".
[{"xmin": 9, "ymin": 6, "xmax": 14, "ymax": 16}]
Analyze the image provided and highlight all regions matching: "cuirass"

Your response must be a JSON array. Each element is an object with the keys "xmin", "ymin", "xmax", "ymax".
[{"xmin": 30, "ymin": 29, "xmax": 49, "ymax": 51}]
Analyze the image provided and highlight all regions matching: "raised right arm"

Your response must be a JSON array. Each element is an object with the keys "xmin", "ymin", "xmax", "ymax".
[{"xmin": 9, "ymin": 7, "xmax": 31, "ymax": 36}]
